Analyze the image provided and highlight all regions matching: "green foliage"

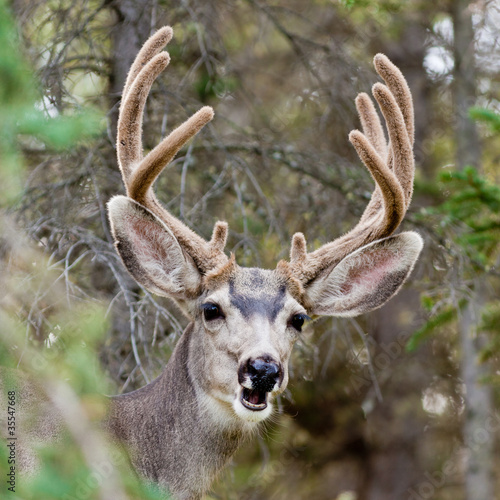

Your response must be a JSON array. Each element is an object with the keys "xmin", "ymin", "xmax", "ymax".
[
  {"xmin": 0, "ymin": 3, "xmax": 162, "ymax": 498},
  {"xmin": 17, "ymin": 110, "xmax": 102, "ymax": 150},
  {"xmin": 340, "ymin": 0, "xmax": 399, "ymax": 10},
  {"xmin": 340, "ymin": 0, "xmax": 360, "ymax": 9},
  {"xmin": 0, "ymin": 0, "xmax": 102, "ymax": 205},
  {"xmin": 479, "ymin": 303, "xmax": 500, "ymax": 363},
  {"xmin": 408, "ymin": 165, "xmax": 500, "ymax": 350},
  {"xmin": 469, "ymin": 107, "xmax": 500, "ymax": 133},
  {"xmin": 433, "ymin": 166, "xmax": 500, "ymax": 266},
  {"xmin": 408, "ymin": 112, "xmax": 500, "ymax": 352},
  {"xmin": 195, "ymin": 70, "xmax": 239, "ymax": 102},
  {"xmin": 0, "ymin": 218, "xmax": 166, "ymax": 499},
  {"xmin": 406, "ymin": 302, "xmax": 459, "ymax": 352}
]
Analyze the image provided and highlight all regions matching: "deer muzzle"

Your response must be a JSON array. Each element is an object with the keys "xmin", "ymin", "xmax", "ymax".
[{"xmin": 238, "ymin": 356, "xmax": 282, "ymax": 411}]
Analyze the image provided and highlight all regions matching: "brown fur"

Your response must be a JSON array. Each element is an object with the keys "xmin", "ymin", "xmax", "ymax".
[
  {"xmin": 203, "ymin": 253, "xmax": 237, "ymax": 290},
  {"xmin": 209, "ymin": 221, "xmax": 229, "ymax": 254},
  {"xmin": 107, "ymin": 325, "xmax": 247, "ymax": 500},
  {"xmin": 275, "ymin": 259, "xmax": 306, "ymax": 305},
  {"xmin": 104, "ymin": 261, "xmax": 316, "ymax": 498}
]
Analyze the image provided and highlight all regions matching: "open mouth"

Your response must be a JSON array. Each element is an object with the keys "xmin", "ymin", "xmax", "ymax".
[{"xmin": 241, "ymin": 387, "xmax": 268, "ymax": 411}]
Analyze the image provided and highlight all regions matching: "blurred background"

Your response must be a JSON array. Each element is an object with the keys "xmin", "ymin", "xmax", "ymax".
[{"xmin": 1, "ymin": 0, "xmax": 499, "ymax": 499}]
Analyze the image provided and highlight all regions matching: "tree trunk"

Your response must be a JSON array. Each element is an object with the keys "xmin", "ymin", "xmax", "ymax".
[
  {"xmin": 452, "ymin": 0, "xmax": 481, "ymax": 169},
  {"xmin": 458, "ymin": 280, "xmax": 493, "ymax": 500},
  {"xmin": 106, "ymin": 0, "xmax": 156, "ymax": 138},
  {"xmin": 452, "ymin": 2, "xmax": 492, "ymax": 499}
]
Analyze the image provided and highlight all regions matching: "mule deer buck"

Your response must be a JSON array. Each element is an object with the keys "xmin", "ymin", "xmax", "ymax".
[{"xmin": 106, "ymin": 26, "xmax": 422, "ymax": 499}]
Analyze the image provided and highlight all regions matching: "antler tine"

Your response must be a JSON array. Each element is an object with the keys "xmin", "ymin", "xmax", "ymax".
[
  {"xmin": 374, "ymin": 54, "xmax": 415, "ymax": 208},
  {"xmin": 355, "ymin": 92, "xmax": 387, "ymax": 160},
  {"xmin": 352, "ymin": 92, "xmax": 388, "ymax": 225},
  {"xmin": 128, "ymin": 106, "xmax": 215, "ymax": 204},
  {"xmin": 116, "ymin": 27, "xmax": 228, "ymax": 272},
  {"xmin": 117, "ymin": 50, "xmax": 171, "ymax": 183},
  {"xmin": 123, "ymin": 26, "xmax": 174, "ymax": 103},
  {"xmin": 290, "ymin": 54, "xmax": 415, "ymax": 284},
  {"xmin": 355, "ymin": 54, "xmax": 415, "ymax": 225},
  {"xmin": 374, "ymin": 54, "xmax": 414, "ymax": 146},
  {"xmin": 117, "ymin": 27, "xmax": 173, "ymax": 183}
]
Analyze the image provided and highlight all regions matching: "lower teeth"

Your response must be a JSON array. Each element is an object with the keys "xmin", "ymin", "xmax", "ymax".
[{"xmin": 242, "ymin": 388, "xmax": 267, "ymax": 410}]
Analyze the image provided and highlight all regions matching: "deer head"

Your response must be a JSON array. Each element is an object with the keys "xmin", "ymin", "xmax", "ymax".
[{"xmin": 107, "ymin": 27, "xmax": 422, "ymax": 426}]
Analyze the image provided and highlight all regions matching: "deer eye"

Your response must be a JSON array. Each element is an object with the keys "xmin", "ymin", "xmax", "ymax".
[
  {"xmin": 202, "ymin": 303, "xmax": 224, "ymax": 321},
  {"xmin": 289, "ymin": 313, "xmax": 310, "ymax": 332}
]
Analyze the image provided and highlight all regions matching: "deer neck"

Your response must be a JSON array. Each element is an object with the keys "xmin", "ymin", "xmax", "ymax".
[{"xmin": 107, "ymin": 322, "xmax": 247, "ymax": 499}]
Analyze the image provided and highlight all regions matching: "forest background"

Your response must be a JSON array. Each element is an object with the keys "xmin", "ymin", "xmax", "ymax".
[{"xmin": 0, "ymin": 0, "xmax": 499, "ymax": 499}]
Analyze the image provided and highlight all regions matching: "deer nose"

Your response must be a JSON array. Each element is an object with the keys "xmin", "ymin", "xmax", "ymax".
[{"xmin": 245, "ymin": 357, "xmax": 282, "ymax": 392}]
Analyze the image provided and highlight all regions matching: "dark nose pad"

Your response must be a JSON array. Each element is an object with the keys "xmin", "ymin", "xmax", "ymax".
[{"xmin": 246, "ymin": 357, "xmax": 282, "ymax": 392}]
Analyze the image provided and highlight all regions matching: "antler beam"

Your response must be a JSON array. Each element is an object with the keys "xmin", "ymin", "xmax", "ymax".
[
  {"xmin": 116, "ymin": 27, "xmax": 228, "ymax": 273},
  {"xmin": 290, "ymin": 54, "xmax": 415, "ymax": 284}
]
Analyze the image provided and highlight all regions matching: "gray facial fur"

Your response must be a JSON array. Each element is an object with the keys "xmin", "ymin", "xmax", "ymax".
[{"xmin": 228, "ymin": 268, "xmax": 286, "ymax": 321}]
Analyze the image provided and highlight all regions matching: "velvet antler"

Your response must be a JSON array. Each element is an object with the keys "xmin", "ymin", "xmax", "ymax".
[
  {"xmin": 290, "ymin": 54, "xmax": 415, "ymax": 284},
  {"xmin": 116, "ymin": 27, "xmax": 228, "ymax": 273}
]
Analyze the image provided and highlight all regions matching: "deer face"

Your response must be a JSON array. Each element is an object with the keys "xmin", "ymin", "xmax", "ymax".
[
  {"xmin": 109, "ymin": 196, "xmax": 422, "ymax": 426},
  {"xmin": 190, "ymin": 267, "xmax": 308, "ymax": 423}
]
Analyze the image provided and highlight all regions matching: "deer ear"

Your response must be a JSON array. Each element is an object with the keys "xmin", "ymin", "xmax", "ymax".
[
  {"xmin": 107, "ymin": 196, "xmax": 202, "ymax": 299},
  {"xmin": 305, "ymin": 232, "xmax": 423, "ymax": 317}
]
